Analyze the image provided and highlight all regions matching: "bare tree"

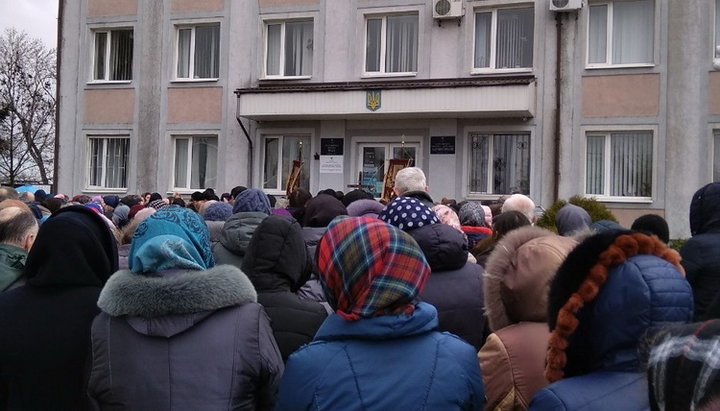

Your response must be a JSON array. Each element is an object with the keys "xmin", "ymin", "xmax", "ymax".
[{"xmin": 0, "ymin": 28, "xmax": 55, "ymax": 185}]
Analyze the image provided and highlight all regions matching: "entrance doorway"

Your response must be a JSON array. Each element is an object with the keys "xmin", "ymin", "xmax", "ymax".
[{"xmin": 357, "ymin": 142, "xmax": 419, "ymax": 197}]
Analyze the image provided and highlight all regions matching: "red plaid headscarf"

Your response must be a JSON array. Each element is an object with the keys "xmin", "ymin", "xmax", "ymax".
[{"xmin": 316, "ymin": 216, "xmax": 431, "ymax": 321}]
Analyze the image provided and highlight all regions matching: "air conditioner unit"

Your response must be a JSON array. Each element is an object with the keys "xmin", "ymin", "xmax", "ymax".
[
  {"xmin": 549, "ymin": 0, "xmax": 583, "ymax": 12},
  {"xmin": 433, "ymin": 0, "xmax": 464, "ymax": 19}
]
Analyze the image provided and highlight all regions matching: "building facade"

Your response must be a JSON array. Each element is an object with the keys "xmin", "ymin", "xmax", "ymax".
[{"xmin": 57, "ymin": 0, "xmax": 720, "ymax": 237}]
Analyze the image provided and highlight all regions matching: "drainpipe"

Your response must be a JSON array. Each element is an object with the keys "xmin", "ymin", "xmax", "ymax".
[
  {"xmin": 236, "ymin": 115, "xmax": 253, "ymax": 186},
  {"xmin": 553, "ymin": 12, "xmax": 563, "ymax": 202},
  {"xmin": 53, "ymin": 0, "xmax": 64, "ymax": 194}
]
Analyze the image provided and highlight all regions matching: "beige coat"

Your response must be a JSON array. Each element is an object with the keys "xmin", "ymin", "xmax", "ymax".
[{"xmin": 479, "ymin": 226, "xmax": 577, "ymax": 410}]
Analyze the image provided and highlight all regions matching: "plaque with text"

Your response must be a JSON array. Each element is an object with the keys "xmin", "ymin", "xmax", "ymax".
[
  {"xmin": 320, "ymin": 138, "xmax": 344, "ymax": 156},
  {"xmin": 430, "ymin": 136, "xmax": 456, "ymax": 155}
]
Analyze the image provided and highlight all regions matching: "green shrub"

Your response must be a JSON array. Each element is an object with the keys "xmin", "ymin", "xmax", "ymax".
[
  {"xmin": 536, "ymin": 195, "xmax": 618, "ymax": 233},
  {"xmin": 669, "ymin": 238, "xmax": 687, "ymax": 251}
]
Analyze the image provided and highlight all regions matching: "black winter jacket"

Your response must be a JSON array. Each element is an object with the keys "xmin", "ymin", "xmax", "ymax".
[
  {"xmin": 242, "ymin": 215, "xmax": 327, "ymax": 361},
  {"xmin": 410, "ymin": 223, "xmax": 487, "ymax": 350}
]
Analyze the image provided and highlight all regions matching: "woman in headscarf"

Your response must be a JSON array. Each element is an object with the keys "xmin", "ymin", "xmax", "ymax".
[
  {"xmin": 88, "ymin": 206, "xmax": 283, "ymax": 410},
  {"xmin": 276, "ymin": 216, "xmax": 485, "ymax": 410},
  {"xmin": 213, "ymin": 188, "xmax": 271, "ymax": 268},
  {"xmin": 0, "ymin": 206, "xmax": 118, "ymax": 410}
]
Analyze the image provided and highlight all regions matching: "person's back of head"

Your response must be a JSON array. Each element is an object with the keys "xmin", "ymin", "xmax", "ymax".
[
  {"xmin": 393, "ymin": 167, "xmax": 427, "ymax": 196},
  {"xmin": 288, "ymin": 187, "xmax": 312, "ymax": 209},
  {"xmin": 492, "ymin": 210, "xmax": 531, "ymax": 241},
  {"xmin": 230, "ymin": 186, "xmax": 247, "ymax": 201},
  {"xmin": 0, "ymin": 206, "xmax": 38, "ymax": 251},
  {"xmin": 631, "ymin": 214, "xmax": 670, "ymax": 244},
  {"xmin": 690, "ymin": 182, "xmax": 720, "ymax": 236},
  {"xmin": 646, "ymin": 320, "xmax": 720, "ymax": 411},
  {"xmin": 555, "ymin": 203, "xmax": 592, "ymax": 236},
  {"xmin": 0, "ymin": 187, "xmax": 19, "ymax": 203},
  {"xmin": 501, "ymin": 194, "xmax": 536, "ymax": 223}
]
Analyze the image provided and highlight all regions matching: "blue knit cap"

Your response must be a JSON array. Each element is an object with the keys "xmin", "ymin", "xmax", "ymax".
[
  {"xmin": 204, "ymin": 201, "xmax": 233, "ymax": 222},
  {"xmin": 130, "ymin": 206, "xmax": 215, "ymax": 274},
  {"xmin": 378, "ymin": 196, "xmax": 439, "ymax": 232},
  {"xmin": 232, "ymin": 188, "xmax": 271, "ymax": 214}
]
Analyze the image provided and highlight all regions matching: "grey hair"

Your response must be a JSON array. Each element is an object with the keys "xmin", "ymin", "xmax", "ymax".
[{"xmin": 394, "ymin": 167, "xmax": 427, "ymax": 195}]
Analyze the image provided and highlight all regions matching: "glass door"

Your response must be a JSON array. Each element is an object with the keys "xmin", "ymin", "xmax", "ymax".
[{"xmin": 357, "ymin": 143, "xmax": 419, "ymax": 197}]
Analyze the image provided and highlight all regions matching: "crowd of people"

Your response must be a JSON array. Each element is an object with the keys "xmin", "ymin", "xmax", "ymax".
[{"xmin": 0, "ymin": 168, "xmax": 719, "ymax": 410}]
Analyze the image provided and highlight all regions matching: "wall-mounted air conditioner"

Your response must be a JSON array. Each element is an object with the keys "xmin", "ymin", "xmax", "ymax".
[
  {"xmin": 549, "ymin": 0, "xmax": 583, "ymax": 12},
  {"xmin": 433, "ymin": 0, "xmax": 464, "ymax": 19}
]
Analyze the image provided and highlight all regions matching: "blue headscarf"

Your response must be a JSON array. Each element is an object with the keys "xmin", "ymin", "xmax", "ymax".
[
  {"xmin": 129, "ymin": 206, "xmax": 215, "ymax": 274},
  {"xmin": 232, "ymin": 188, "xmax": 271, "ymax": 214}
]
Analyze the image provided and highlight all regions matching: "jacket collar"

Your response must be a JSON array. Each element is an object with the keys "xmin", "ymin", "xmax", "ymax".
[
  {"xmin": 98, "ymin": 264, "xmax": 257, "ymax": 317},
  {"xmin": 314, "ymin": 302, "xmax": 438, "ymax": 341}
]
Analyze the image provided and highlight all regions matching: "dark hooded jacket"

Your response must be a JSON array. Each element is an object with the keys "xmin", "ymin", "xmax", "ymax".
[
  {"xmin": 401, "ymin": 190, "xmax": 435, "ymax": 208},
  {"xmin": 530, "ymin": 231, "xmax": 694, "ymax": 410},
  {"xmin": 301, "ymin": 194, "xmax": 347, "ymax": 228},
  {"xmin": 680, "ymin": 182, "xmax": 720, "ymax": 320},
  {"xmin": 212, "ymin": 211, "xmax": 267, "ymax": 269},
  {"xmin": 410, "ymin": 223, "xmax": 486, "ymax": 350},
  {"xmin": 242, "ymin": 215, "xmax": 327, "ymax": 362},
  {"xmin": 0, "ymin": 206, "xmax": 118, "ymax": 410}
]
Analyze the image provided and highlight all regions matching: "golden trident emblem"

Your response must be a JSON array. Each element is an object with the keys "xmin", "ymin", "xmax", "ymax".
[{"xmin": 366, "ymin": 89, "xmax": 381, "ymax": 111}]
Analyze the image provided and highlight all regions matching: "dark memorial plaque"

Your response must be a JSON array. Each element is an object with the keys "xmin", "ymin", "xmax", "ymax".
[
  {"xmin": 430, "ymin": 136, "xmax": 455, "ymax": 155},
  {"xmin": 321, "ymin": 138, "xmax": 344, "ymax": 156}
]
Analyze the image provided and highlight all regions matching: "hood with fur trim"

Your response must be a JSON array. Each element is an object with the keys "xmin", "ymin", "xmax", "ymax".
[{"xmin": 484, "ymin": 226, "xmax": 577, "ymax": 331}]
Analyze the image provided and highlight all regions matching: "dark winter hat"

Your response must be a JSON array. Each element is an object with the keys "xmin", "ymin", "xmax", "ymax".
[
  {"xmin": 191, "ymin": 191, "xmax": 204, "ymax": 202},
  {"xmin": 459, "ymin": 201, "xmax": 487, "ymax": 227},
  {"xmin": 34, "ymin": 189, "xmax": 49, "ymax": 201},
  {"xmin": 647, "ymin": 320, "xmax": 720, "ymax": 411},
  {"xmin": 545, "ymin": 231, "xmax": 692, "ymax": 383},
  {"xmin": 378, "ymin": 196, "xmax": 439, "ymax": 232},
  {"xmin": 631, "ymin": 214, "xmax": 670, "ymax": 244},
  {"xmin": 689, "ymin": 182, "xmax": 720, "ymax": 236},
  {"xmin": 148, "ymin": 199, "xmax": 167, "ymax": 211},
  {"xmin": 302, "ymin": 194, "xmax": 347, "ymax": 228},
  {"xmin": 232, "ymin": 188, "xmax": 271, "ymax": 215},
  {"xmin": 341, "ymin": 189, "xmax": 373, "ymax": 207},
  {"xmin": 589, "ymin": 219, "xmax": 623, "ymax": 232},
  {"xmin": 204, "ymin": 201, "xmax": 233, "ymax": 222},
  {"xmin": 103, "ymin": 195, "xmax": 120, "ymax": 209},
  {"xmin": 346, "ymin": 199, "xmax": 385, "ymax": 219},
  {"xmin": 128, "ymin": 203, "xmax": 145, "ymax": 219}
]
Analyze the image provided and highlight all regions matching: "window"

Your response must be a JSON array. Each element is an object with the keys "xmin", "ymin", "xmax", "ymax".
[
  {"xmin": 714, "ymin": 130, "xmax": 720, "ymax": 182},
  {"xmin": 92, "ymin": 29, "xmax": 133, "ymax": 81},
  {"xmin": 474, "ymin": 7, "xmax": 534, "ymax": 71},
  {"xmin": 715, "ymin": 0, "xmax": 720, "ymax": 58},
  {"xmin": 265, "ymin": 20, "xmax": 313, "ymax": 77},
  {"xmin": 588, "ymin": 0, "xmax": 654, "ymax": 66},
  {"xmin": 173, "ymin": 136, "xmax": 218, "ymax": 189},
  {"xmin": 365, "ymin": 14, "xmax": 418, "ymax": 74},
  {"xmin": 176, "ymin": 24, "xmax": 220, "ymax": 79},
  {"xmin": 358, "ymin": 143, "xmax": 419, "ymax": 197},
  {"xmin": 263, "ymin": 135, "xmax": 310, "ymax": 191},
  {"xmin": 469, "ymin": 133, "xmax": 530, "ymax": 195},
  {"xmin": 88, "ymin": 137, "xmax": 130, "ymax": 189},
  {"xmin": 585, "ymin": 131, "xmax": 653, "ymax": 198}
]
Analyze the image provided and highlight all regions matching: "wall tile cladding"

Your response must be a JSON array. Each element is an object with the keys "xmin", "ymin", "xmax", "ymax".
[
  {"xmin": 708, "ymin": 72, "xmax": 720, "ymax": 115},
  {"xmin": 167, "ymin": 87, "xmax": 223, "ymax": 124},
  {"xmin": 87, "ymin": 0, "xmax": 137, "ymax": 17},
  {"xmin": 582, "ymin": 74, "xmax": 660, "ymax": 118},
  {"xmin": 84, "ymin": 89, "xmax": 135, "ymax": 124},
  {"xmin": 171, "ymin": 0, "xmax": 224, "ymax": 12}
]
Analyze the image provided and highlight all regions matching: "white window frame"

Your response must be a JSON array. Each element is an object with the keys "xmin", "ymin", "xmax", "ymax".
[
  {"xmin": 582, "ymin": 125, "xmax": 657, "ymax": 203},
  {"xmin": 89, "ymin": 27, "xmax": 133, "ymax": 84},
  {"xmin": 173, "ymin": 22, "xmax": 220, "ymax": 82},
  {"xmin": 263, "ymin": 19, "xmax": 314, "ymax": 79},
  {"xmin": 362, "ymin": 13, "xmax": 419, "ymax": 78},
  {"xmin": 471, "ymin": 6, "xmax": 535, "ymax": 74},
  {"xmin": 712, "ymin": 126, "xmax": 720, "ymax": 182},
  {"xmin": 171, "ymin": 134, "xmax": 219, "ymax": 191},
  {"xmin": 714, "ymin": 0, "xmax": 720, "ymax": 60},
  {"xmin": 258, "ymin": 131, "xmax": 314, "ymax": 196},
  {"xmin": 585, "ymin": 0, "xmax": 656, "ymax": 69},
  {"xmin": 86, "ymin": 135, "xmax": 131, "ymax": 191}
]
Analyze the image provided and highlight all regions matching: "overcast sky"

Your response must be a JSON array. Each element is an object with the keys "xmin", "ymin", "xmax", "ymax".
[{"xmin": 0, "ymin": 0, "xmax": 58, "ymax": 48}]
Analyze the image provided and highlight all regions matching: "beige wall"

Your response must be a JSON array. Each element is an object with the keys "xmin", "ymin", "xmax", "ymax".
[
  {"xmin": 259, "ymin": 0, "xmax": 319, "ymax": 6},
  {"xmin": 608, "ymin": 207, "xmax": 665, "ymax": 229},
  {"xmin": 171, "ymin": 0, "xmax": 224, "ymax": 13},
  {"xmin": 582, "ymin": 74, "xmax": 660, "ymax": 118},
  {"xmin": 84, "ymin": 89, "xmax": 135, "ymax": 124},
  {"xmin": 709, "ymin": 72, "xmax": 720, "ymax": 115},
  {"xmin": 87, "ymin": 0, "xmax": 137, "ymax": 17},
  {"xmin": 167, "ymin": 87, "xmax": 223, "ymax": 124}
]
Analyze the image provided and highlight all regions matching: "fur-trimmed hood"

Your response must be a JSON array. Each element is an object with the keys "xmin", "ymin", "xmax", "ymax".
[
  {"xmin": 98, "ymin": 264, "xmax": 257, "ymax": 319},
  {"xmin": 484, "ymin": 226, "xmax": 577, "ymax": 331}
]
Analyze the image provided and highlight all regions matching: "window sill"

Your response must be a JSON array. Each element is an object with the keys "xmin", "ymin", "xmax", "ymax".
[
  {"xmin": 470, "ymin": 68, "xmax": 533, "ymax": 75},
  {"xmin": 465, "ymin": 193, "xmax": 508, "ymax": 201},
  {"xmin": 260, "ymin": 76, "xmax": 312, "ymax": 81},
  {"xmin": 585, "ymin": 63, "xmax": 655, "ymax": 70},
  {"xmin": 85, "ymin": 80, "xmax": 133, "ymax": 86},
  {"xmin": 361, "ymin": 72, "xmax": 418, "ymax": 79},
  {"xmin": 82, "ymin": 188, "xmax": 128, "ymax": 194},
  {"xmin": 170, "ymin": 78, "xmax": 220, "ymax": 84},
  {"xmin": 585, "ymin": 195, "xmax": 653, "ymax": 204}
]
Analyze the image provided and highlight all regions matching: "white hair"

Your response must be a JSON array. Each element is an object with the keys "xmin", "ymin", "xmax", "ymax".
[
  {"xmin": 394, "ymin": 167, "xmax": 427, "ymax": 195},
  {"xmin": 501, "ymin": 194, "xmax": 536, "ymax": 222}
]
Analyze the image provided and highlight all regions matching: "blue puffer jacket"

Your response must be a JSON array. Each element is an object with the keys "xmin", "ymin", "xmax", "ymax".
[
  {"xmin": 276, "ymin": 302, "xmax": 485, "ymax": 410},
  {"xmin": 530, "ymin": 232, "xmax": 693, "ymax": 410}
]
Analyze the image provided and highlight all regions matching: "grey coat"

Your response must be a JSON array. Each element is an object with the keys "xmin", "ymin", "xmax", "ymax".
[
  {"xmin": 88, "ymin": 265, "xmax": 284, "ymax": 411},
  {"xmin": 212, "ymin": 212, "xmax": 267, "ymax": 269}
]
